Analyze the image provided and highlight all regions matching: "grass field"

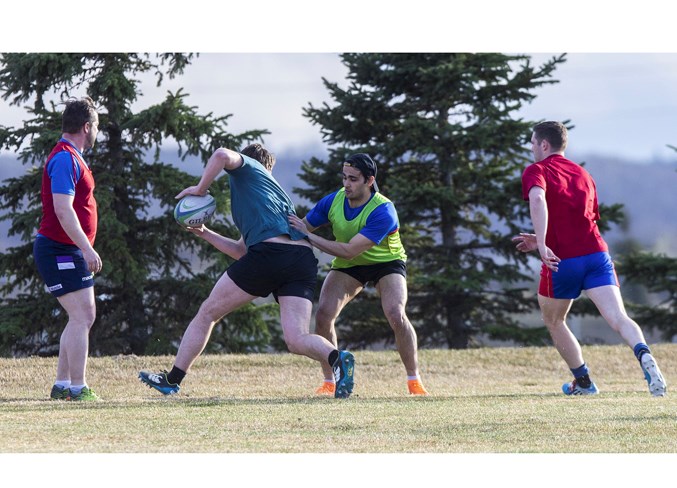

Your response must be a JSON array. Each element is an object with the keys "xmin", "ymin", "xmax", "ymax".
[{"xmin": 1, "ymin": 344, "xmax": 675, "ymax": 454}]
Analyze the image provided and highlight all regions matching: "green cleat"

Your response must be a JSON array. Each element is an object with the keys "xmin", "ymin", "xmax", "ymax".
[
  {"xmin": 69, "ymin": 386, "xmax": 100, "ymax": 402},
  {"xmin": 50, "ymin": 385, "xmax": 71, "ymax": 400}
]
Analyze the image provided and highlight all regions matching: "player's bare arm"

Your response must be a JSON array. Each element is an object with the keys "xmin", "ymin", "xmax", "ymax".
[
  {"xmin": 176, "ymin": 148, "xmax": 243, "ymax": 199},
  {"xmin": 528, "ymin": 186, "xmax": 560, "ymax": 271},
  {"xmin": 187, "ymin": 225, "xmax": 246, "ymax": 260},
  {"xmin": 288, "ymin": 215, "xmax": 319, "ymax": 234},
  {"xmin": 52, "ymin": 193, "xmax": 102, "ymax": 273},
  {"xmin": 289, "ymin": 214, "xmax": 373, "ymax": 260}
]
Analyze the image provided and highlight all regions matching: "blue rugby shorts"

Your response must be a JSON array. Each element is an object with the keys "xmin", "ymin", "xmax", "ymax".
[
  {"xmin": 539, "ymin": 251, "xmax": 619, "ymax": 299},
  {"xmin": 33, "ymin": 235, "xmax": 94, "ymax": 297}
]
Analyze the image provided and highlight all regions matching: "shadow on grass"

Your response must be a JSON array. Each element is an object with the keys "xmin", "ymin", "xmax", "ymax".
[{"xmin": 0, "ymin": 390, "xmax": 606, "ymax": 411}]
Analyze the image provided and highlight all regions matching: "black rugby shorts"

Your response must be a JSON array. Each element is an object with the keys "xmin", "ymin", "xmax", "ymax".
[{"xmin": 227, "ymin": 242, "xmax": 318, "ymax": 302}]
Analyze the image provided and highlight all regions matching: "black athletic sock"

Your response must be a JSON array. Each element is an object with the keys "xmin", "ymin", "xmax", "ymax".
[
  {"xmin": 167, "ymin": 366, "xmax": 186, "ymax": 385},
  {"xmin": 328, "ymin": 350, "xmax": 339, "ymax": 367},
  {"xmin": 576, "ymin": 374, "xmax": 592, "ymax": 389}
]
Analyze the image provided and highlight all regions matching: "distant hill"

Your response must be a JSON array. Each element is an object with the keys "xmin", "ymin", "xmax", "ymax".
[
  {"xmin": 574, "ymin": 152, "xmax": 677, "ymax": 256},
  {"xmin": 2, "ymin": 147, "xmax": 676, "ymax": 256}
]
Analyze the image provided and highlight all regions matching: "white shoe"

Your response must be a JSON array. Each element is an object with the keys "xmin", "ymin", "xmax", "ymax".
[{"xmin": 641, "ymin": 354, "xmax": 667, "ymax": 397}]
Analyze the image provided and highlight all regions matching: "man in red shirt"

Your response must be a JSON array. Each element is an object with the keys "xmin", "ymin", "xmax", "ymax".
[
  {"xmin": 513, "ymin": 121, "xmax": 666, "ymax": 396},
  {"xmin": 34, "ymin": 97, "xmax": 102, "ymax": 401}
]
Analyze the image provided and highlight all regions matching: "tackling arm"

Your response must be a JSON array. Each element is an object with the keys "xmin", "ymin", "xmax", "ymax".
[{"xmin": 288, "ymin": 214, "xmax": 374, "ymax": 260}]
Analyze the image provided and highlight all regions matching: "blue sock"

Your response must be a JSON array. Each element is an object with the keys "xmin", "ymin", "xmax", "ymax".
[
  {"xmin": 633, "ymin": 343, "xmax": 651, "ymax": 362},
  {"xmin": 570, "ymin": 363, "xmax": 589, "ymax": 379},
  {"xmin": 570, "ymin": 363, "xmax": 591, "ymax": 388}
]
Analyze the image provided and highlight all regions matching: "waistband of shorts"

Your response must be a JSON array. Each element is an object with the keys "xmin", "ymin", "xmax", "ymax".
[
  {"xmin": 249, "ymin": 241, "xmax": 313, "ymax": 252},
  {"xmin": 35, "ymin": 234, "xmax": 79, "ymax": 249}
]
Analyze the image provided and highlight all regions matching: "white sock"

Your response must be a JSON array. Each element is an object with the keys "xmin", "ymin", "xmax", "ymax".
[
  {"xmin": 70, "ymin": 384, "xmax": 86, "ymax": 394},
  {"xmin": 324, "ymin": 379, "xmax": 335, "ymax": 384},
  {"xmin": 407, "ymin": 375, "xmax": 420, "ymax": 381},
  {"xmin": 54, "ymin": 380, "xmax": 71, "ymax": 389}
]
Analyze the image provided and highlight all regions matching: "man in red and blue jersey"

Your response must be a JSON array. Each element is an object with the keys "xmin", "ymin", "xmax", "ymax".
[
  {"xmin": 289, "ymin": 153, "xmax": 428, "ymax": 396},
  {"xmin": 34, "ymin": 96, "xmax": 102, "ymax": 401},
  {"xmin": 513, "ymin": 121, "xmax": 666, "ymax": 396}
]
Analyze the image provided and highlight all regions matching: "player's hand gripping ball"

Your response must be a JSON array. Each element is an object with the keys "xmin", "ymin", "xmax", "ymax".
[{"xmin": 174, "ymin": 194, "xmax": 217, "ymax": 228}]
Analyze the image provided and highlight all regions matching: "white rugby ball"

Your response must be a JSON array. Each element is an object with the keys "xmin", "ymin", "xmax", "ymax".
[{"xmin": 174, "ymin": 194, "xmax": 217, "ymax": 228}]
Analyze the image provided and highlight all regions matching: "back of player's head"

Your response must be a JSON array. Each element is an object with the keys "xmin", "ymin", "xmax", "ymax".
[
  {"xmin": 62, "ymin": 96, "xmax": 98, "ymax": 134},
  {"xmin": 533, "ymin": 121, "xmax": 568, "ymax": 151},
  {"xmin": 242, "ymin": 143, "xmax": 275, "ymax": 171}
]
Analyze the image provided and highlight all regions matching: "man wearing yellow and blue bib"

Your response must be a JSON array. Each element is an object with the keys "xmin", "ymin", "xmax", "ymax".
[{"xmin": 289, "ymin": 153, "xmax": 428, "ymax": 396}]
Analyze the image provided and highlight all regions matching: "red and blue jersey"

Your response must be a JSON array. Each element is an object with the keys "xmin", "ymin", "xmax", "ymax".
[
  {"xmin": 522, "ymin": 154, "xmax": 607, "ymax": 260},
  {"xmin": 37, "ymin": 139, "xmax": 97, "ymax": 246}
]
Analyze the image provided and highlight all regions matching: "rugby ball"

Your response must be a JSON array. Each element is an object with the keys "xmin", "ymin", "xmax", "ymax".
[{"xmin": 174, "ymin": 194, "xmax": 217, "ymax": 228}]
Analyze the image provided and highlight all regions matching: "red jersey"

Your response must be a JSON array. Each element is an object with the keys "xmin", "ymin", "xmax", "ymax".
[
  {"xmin": 38, "ymin": 140, "xmax": 98, "ymax": 246},
  {"xmin": 522, "ymin": 154, "xmax": 607, "ymax": 260}
]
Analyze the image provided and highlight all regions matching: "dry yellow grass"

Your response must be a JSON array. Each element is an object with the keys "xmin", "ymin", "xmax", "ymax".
[{"xmin": 0, "ymin": 344, "xmax": 675, "ymax": 453}]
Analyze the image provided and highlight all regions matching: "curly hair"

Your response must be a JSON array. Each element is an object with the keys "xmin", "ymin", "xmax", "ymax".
[{"xmin": 62, "ymin": 96, "xmax": 98, "ymax": 134}]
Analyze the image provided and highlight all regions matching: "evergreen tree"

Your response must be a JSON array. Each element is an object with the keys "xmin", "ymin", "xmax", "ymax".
[
  {"xmin": 616, "ymin": 145, "xmax": 677, "ymax": 341},
  {"xmin": 298, "ymin": 53, "xmax": 567, "ymax": 349},
  {"xmin": 0, "ymin": 53, "xmax": 280, "ymax": 356},
  {"xmin": 618, "ymin": 252, "xmax": 677, "ymax": 340}
]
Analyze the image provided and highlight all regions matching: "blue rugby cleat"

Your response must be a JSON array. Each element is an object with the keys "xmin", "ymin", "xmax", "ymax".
[
  {"xmin": 333, "ymin": 351, "xmax": 355, "ymax": 399},
  {"xmin": 139, "ymin": 370, "xmax": 180, "ymax": 395},
  {"xmin": 562, "ymin": 379, "xmax": 599, "ymax": 396}
]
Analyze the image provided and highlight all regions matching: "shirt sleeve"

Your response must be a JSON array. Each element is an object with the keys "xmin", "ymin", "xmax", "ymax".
[
  {"xmin": 522, "ymin": 164, "xmax": 546, "ymax": 201},
  {"xmin": 47, "ymin": 151, "xmax": 80, "ymax": 196},
  {"xmin": 359, "ymin": 202, "xmax": 399, "ymax": 245},
  {"xmin": 305, "ymin": 191, "xmax": 338, "ymax": 228}
]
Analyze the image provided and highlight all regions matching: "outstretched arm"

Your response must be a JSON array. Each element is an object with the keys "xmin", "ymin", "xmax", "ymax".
[
  {"xmin": 186, "ymin": 225, "xmax": 247, "ymax": 260},
  {"xmin": 288, "ymin": 214, "xmax": 374, "ymax": 260}
]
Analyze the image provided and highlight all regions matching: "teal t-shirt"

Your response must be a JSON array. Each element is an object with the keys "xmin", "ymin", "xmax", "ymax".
[{"xmin": 226, "ymin": 154, "xmax": 306, "ymax": 248}]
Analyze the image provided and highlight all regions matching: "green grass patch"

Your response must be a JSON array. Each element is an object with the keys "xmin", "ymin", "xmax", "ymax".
[{"xmin": 1, "ymin": 345, "xmax": 675, "ymax": 453}]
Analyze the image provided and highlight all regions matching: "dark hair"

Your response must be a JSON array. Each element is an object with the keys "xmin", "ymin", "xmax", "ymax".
[
  {"xmin": 62, "ymin": 96, "xmax": 98, "ymax": 134},
  {"xmin": 533, "ymin": 121, "xmax": 568, "ymax": 151},
  {"xmin": 242, "ymin": 143, "xmax": 275, "ymax": 171},
  {"xmin": 343, "ymin": 153, "xmax": 379, "ymax": 192}
]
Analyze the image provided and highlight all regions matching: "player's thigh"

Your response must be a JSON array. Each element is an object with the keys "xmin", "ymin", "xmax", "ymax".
[
  {"xmin": 585, "ymin": 285, "xmax": 628, "ymax": 322},
  {"xmin": 278, "ymin": 295, "xmax": 313, "ymax": 337},
  {"xmin": 375, "ymin": 273, "xmax": 408, "ymax": 310},
  {"xmin": 201, "ymin": 271, "xmax": 256, "ymax": 319},
  {"xmin": 317, "ymin": 270, "xmax": 363, "ymax": 318},
  {"xmin": 537, "ymin": 294, "xmax": 574, "ymax": 325},
  {"xmin": 56, "ymin": 286, "xmax": 96, "ymax": 325}
]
